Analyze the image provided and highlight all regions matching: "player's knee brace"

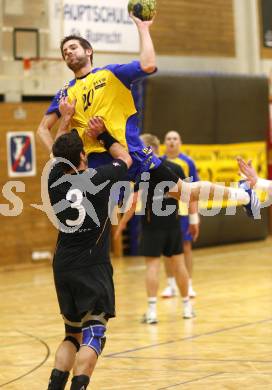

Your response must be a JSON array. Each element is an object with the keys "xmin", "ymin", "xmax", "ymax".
[
  {"xmin": 47, "ymin": 368, "xmax": 69, "ymax": 390},
  {"xmin": 82, "ymin": 324, "xmax": 106, "ymax": 356},
  {"xmin": 64, "ymin": 335, "xmax": 80, "ymax": 352}
]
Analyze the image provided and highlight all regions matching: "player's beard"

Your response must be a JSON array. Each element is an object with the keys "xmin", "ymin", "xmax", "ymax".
[{"xmin": 66, "ymin": 55, "xmax": 89, "ymax": 73}]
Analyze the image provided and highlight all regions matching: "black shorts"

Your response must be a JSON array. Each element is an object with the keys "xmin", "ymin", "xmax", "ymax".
[
  {"xmin": 139, "ymin": 227, "xmax": 183, "ymax": 257},
  {"xmin": 149, "ymin": 162, "xmax": 180, "ymax": 187},
  {"xmin": 54, "ymin": 262, "xmax": 115, "ymax": 330}
]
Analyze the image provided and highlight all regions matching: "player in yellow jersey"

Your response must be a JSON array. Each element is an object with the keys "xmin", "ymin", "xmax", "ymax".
[
  {"xmin": 37, "ymin": 14, "xmax": 260, "ymax": 215},
  {"xmin": 38, "ymin": 13, "xmax": 161, "ymax": 183}
]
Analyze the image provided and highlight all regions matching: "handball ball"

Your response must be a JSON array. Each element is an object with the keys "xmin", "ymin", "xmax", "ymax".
[{"xmin": 128, "ymin": 0, "xmax": 156, "ymax": 21}]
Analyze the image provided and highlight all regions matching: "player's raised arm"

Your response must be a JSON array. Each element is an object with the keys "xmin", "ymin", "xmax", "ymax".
[
  {"xmin": 55, "ymin": 97, "xmax": 76, "ymax": 140},
  {"xmin": 130, "ymin": 13, "xmax": 156, "ymax": 73},
  {"xmin": 37, "ymin": 88, "xmax": 68, "ymax": 152},
  {"xmin": 37, "ymin": 112, "xmax": 59, "ymax": 152}
]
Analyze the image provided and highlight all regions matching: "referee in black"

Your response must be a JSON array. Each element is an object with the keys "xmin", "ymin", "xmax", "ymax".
[{"xmin": 47, "ymin": 117, "xmax": 131, "ymax": 390}]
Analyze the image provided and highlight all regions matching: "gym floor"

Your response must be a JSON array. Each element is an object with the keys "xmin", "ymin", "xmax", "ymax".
[{"xmin": 0, "ymin": 239, "xmax": 271, "ymax": 389}]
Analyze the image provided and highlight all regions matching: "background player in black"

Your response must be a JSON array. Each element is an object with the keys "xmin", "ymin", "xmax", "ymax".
[
  {"xmin": 115, "ymin": 134, "xmax": 195, "ymax": 323},
  {"xmin": 47, "ymin": 120, "xmax": 131, "ymax": 390}
]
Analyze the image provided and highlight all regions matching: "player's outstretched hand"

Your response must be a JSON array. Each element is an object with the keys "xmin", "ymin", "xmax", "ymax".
[
  {"xmin": 129, "ymin": 12, "xmax": 155, "ymax": 28},
  {"xmin": 237, "ymin": 157, "xmax": 258, "ymax": 188},
  {"xmin": 59, "ymin": 97, "xmax": 76, "ymax": 119},
  {"xmin": 188, "ymin": 223, "xmax": 199, "ymax": 242},
  {"xmin": 86, "ymin": 117, "xmax": 106, "ymax": 139}
]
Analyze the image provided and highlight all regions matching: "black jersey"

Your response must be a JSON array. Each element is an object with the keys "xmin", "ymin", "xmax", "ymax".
[
  {"xmin": 137, "ymin": 159, "xmax": 185, "ymax": 229},
  {"xmin": 48, "ymin": 159, "xmax": 127, "ymax": 272}
]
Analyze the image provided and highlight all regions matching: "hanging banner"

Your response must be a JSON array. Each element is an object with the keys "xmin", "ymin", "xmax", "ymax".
[
  {"xmin": 49, "ymin": 0, "xmax": 139, "ymax": 53},
  {"xmin": 7, "ymin": 131, "xmax": 36, "ymax": 177}
]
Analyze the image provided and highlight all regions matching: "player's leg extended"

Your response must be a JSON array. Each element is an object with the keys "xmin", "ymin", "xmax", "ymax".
[
  {"xmin": 47, "ymin": 316, "xmax": 82, "ymax": 390},
  {"xmin": 169, "ymin": 179, "xmax": 251, "ymax": 205},
  {"xmin": 147, "ymin": 159, "xmax": 251, "ymax": 206}
]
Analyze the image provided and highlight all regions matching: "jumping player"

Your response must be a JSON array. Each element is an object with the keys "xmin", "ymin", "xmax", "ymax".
[
  {"xmin": 37, "ymin": 14, "xmax": 259, "ymax": 215},
  {"xmin": 47, "ymin": 128, "xmax": 131, "ymax": 390},
  {"xmin": 37, "ymin": 13, "xmax": 159, "ymax": 183}
]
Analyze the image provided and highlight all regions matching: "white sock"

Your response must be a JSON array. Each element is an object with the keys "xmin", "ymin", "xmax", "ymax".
[
  {"xmin": 167, "ymin": 277, "xmax": 177, "ymax": 289},
  {"xmin": 255, "ymin": 178, "xmax": 272, "ymax": 192},
  {"xmin": 189, "ymin": 279, "xmax": 193, "ymax": 288},
  {"xmin": 183, "ymin": 296, "xmax": 190, "ymax": 304},
  {"xmin": 148, "ymin": 297, "xmax": 157, "ymax": 313},
  {"xmin": 229, "ymin": 188, "xmax": 250, "ymax": 205}
]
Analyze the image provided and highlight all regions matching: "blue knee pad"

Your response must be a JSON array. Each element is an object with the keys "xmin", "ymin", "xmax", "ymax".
[{"xmin": 82, "ymin": 324, "xmax": 106, "ymax": 356}]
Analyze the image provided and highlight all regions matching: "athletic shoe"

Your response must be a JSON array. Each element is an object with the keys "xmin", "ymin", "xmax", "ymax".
[
  {"xmin": 189, "ymin": 285, "xmax": 197, "ymax": 298},
  {"xmin": 238, "ymin": 180, "xmax": 261, "ymax": 219},
  {"xmin": 183, "ymin": 301, "xmax": 195, "ymax": 319},
  {"xmin": 160, "ymin": 286, "xmax": 177, "ymax": 298},
  {"xmin": 141, "ymin": 311, "xmax": 158, "ymax": 324}
]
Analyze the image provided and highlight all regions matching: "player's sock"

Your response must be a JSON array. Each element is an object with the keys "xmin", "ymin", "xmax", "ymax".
[
  {"xmin": 238, "ymin": 181, "xmax": 261, "ymax": 218},
  {"xmin": 148, "ymin": 297, "xmax": 157, "ymax": 313},
  {"xmin": 228, "ymin": 188, "xmax": 250, "ymax": 205},
  {"xmin": 189, "ymin": 279, "xmax": 197, "ymax": 297},
  {"xmin": 183, "ymin": 298, "xmax": 195, "ymax": 319},
  {"xmin": 70, "ymin": 375, "xmax": 90, "ymax": 390},
  {"xmin": 254, "ymin": 178, "xmax": 272, "ymax": 192},
  {"xmin": 47, "ymin": 368, "xmax": 69, "ymax": 390},
  {"xmin": 142, "ymin": 298, "xmax": 158, "ymax": 324},
  {"xmin": 167, "ymin": 277, "xmax": 177, "ymax": 290},
  {"xmin": 182, "ymin": 296, "xmax": 190, "ymax": 303}
]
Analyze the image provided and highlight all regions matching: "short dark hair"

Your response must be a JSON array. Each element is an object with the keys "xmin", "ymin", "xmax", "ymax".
[
  {"xmin": 52, "ymin": 130, "xmax": 84, "ymax": 171},
  {"xmin": 60, "ymin": 35, "xmax": 93, "ymax": 65}
]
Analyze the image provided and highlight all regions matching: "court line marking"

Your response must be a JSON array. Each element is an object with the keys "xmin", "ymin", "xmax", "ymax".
[
  {"xmin": 0, "ymin": 363, "xmax": 271, "ymax": 376},
  {"xmin": 108, "ymin": 356, "xmax": 272, "ymax": 364},
  {"xmin": 105, "ymin": 317, "xmax": 272, "ymax": 357},
  {"xmin": 0, "ymin": 331, "xmax": 50, "ymax": 388},
  {"xmin": 157, "ymin": 372, "xmax": 223, "ymax": 389}
]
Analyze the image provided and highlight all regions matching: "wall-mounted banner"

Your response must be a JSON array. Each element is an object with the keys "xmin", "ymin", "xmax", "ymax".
[
  {"xmin": 160, "ymin": 141, "xmax": 267, "ymax": 184},
  {"xmin": 49, "ymin": 0, "xmax": 139, "ymax": 53},
  {"xmin": 7, "ymin": 132, "xmax": 36, "ymax": 177}
]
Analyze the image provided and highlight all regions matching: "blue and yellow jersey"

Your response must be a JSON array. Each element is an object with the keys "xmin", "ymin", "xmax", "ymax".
[
  {"xmin": 162, "ymin": 153, "xmax": 199, "ymax": 216},
  {"xmin": 46, "ymin": 61, "xmax": 155, "ymax": 156},
  {"xmin": 163, "ymin": 153, "xmax": 199, "ymax": 182}
]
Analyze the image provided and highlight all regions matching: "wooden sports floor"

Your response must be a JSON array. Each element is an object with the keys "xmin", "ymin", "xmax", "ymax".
[{"xmin": 0, "ymin": 239, "xmax": 272, "ymax": 389}]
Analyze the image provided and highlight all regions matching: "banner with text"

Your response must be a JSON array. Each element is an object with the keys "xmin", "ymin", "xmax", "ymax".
[{"xmin": 49, "ymin": 0, "xmax": 139, "ymax": 53}]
